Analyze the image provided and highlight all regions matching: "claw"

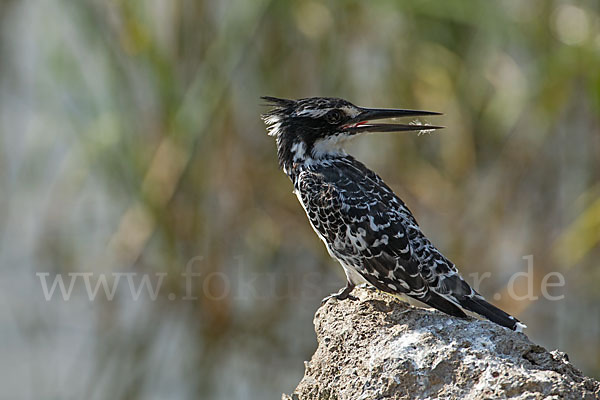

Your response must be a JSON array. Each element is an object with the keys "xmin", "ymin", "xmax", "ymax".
[
  {"xmin": 321, "ymin": 281, "xmax": 357, "ymax": 304},
  {"xmin": 356, "ymin": 283, "xmax": 375, "ymax": 291},
  {"xmin": 321, "ymin": 292, "xmax": 358, "ymax": 304}
]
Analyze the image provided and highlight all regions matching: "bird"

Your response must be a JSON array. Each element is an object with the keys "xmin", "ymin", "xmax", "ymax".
[{"xmin": 261, "ymin": 96, "xmax": 526, "ymax": 332}]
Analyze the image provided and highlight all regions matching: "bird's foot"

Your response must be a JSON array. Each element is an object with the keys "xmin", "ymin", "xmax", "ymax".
[
  {"xmin": 356, "ymin": 283, "xmax": 376, "ymax": 291},
  {"xmin": 321, "ymin": 292, "xmax": 358, "ymax": 305},
  {"xmin": 321, "ymin": 282, "xmax": 357, "ymax": 305}
]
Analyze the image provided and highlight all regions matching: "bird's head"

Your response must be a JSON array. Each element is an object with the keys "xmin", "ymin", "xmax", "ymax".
[{"xmin": 261, "ymin": 96, "xmax": 442, "ymax": 170}]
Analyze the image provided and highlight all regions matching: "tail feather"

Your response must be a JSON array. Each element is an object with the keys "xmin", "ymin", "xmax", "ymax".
[
  {"xmin": 422, "ymin": 292, "xmax": 468, "ymax": 319},
  {"xmin": 459, "ymin": 296, "xmax": 526, "ymax": 332}
]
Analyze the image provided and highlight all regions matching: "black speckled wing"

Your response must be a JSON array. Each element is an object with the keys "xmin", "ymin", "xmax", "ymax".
[
  {"xmin": 295, "ymin": 157, "xmax": 437, "ymax": 301},
  {"xmin": 332, "ymin": 158, "xmax": 478, "ymax": 302}
]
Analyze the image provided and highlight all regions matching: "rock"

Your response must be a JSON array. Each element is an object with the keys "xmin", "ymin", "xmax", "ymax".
[{"xmin": 283, "ymin": 287, "xmax": 600, "ymax": 400}]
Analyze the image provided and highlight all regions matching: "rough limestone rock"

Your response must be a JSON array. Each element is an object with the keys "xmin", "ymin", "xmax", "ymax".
[{"xmin": 283, "ymin": 288, "xmax": 599, "ymax": 400}]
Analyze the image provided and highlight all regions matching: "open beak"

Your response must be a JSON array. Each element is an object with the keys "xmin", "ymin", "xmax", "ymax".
[{"xmin": 342, "ymin": 107, "xmax": 443, "ymax": 134}]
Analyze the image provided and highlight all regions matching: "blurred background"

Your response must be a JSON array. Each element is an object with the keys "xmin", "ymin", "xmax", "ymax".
[{"xmin": 1, "ymin": 0, "xmax": 599, "ymax": 398}]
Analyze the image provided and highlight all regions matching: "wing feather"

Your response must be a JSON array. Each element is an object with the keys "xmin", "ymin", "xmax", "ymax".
[{"xmin": 296, "ymin": 162, "xmax": 429, "ymax": 298}]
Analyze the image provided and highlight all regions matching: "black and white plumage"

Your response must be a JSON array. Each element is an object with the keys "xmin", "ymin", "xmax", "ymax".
[{"xmin": 262, "ymin": 96, "xmax": 526, "ymax": 332}]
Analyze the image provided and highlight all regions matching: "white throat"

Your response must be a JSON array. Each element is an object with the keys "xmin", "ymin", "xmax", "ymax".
[{"xmin": 311, "ymin": 134, "xmax": 350, "ymax": 159}]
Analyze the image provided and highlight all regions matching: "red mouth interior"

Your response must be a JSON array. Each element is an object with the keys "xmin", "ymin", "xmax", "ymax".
[{"xmin": 344, "ymin": 121, "xmax": 369, "ymax": 129}]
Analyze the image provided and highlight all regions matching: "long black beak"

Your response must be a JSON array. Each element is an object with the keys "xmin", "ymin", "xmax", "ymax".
[{"xmin": 343, "ymin": 107, "xmax": 443, "ymax": 133}]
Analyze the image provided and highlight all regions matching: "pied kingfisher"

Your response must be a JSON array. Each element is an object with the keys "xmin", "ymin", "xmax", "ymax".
[{"xmin": 262, "ymin": 96, "xmax": 525, "ymax": 332}]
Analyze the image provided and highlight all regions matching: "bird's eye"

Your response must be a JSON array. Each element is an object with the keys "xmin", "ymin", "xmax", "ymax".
[{"xmin": 325, "ymin": 110, "xmax": 344, "ymax": 124}]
